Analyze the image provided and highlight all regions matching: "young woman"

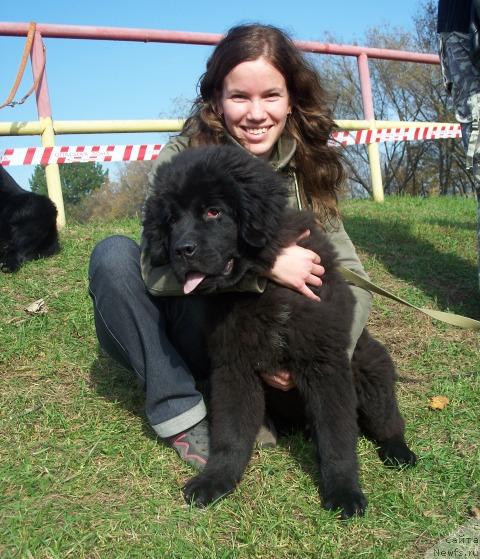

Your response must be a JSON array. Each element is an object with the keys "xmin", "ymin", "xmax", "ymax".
[{"xmin": 88, "ymin": 23, "xmax": 372, "ymax": 469}]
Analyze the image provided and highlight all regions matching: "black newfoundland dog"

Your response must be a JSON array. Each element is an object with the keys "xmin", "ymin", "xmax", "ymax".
[
  {"xmin": 143, "ymin": 146, "xmax": 416, "ymax": 519},
  {"xmin": 0, "ymin": 166, "xmax": 59, "ymax": 272}
]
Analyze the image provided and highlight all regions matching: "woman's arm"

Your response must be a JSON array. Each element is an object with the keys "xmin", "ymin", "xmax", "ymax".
[
  {"xmin": 267, "ymin": 216, "xmax": 373, "ymax": 354},
  {"xmin": 261, "ymin": 218, "xmax": 372, "ymax": 390}
]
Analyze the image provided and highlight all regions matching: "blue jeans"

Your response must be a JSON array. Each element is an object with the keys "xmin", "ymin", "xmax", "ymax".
[{"xmin": 88, "ymin": 235, "xmax": 210, "ymax": 437}]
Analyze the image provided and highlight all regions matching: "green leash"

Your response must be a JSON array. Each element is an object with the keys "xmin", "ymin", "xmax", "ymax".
[{"xmin": 339, "ymin": 266, "xmax": 480, "ymax": 331}]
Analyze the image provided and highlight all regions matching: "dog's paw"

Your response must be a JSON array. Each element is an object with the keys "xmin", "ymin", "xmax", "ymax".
[
  {"xmin": 323, "ymin": 488, "xmax": 368, "ymax": 520},
  {"xmin": 183, "ymin": 473, "xmax": 236, "ymax": 507},
  {"xmin": 1, "ymin": 255, "xmax": 21, "ymax": 273},
  {"xmin": 1, "ymin": 261, "xmax": 15, "ymax": 273},
  {"xmin": 378, "ymin": 439, "xmax": 417, "ymax": 468}
]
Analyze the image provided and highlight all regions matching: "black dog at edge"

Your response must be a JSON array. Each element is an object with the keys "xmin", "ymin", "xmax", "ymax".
[
  {"xmin": 0, "ymin": 166, "xmax": 59, "ymax": 272},
  {"xmin": 143, "ymin": 146, "xmax": 416, "ymax": 519}
]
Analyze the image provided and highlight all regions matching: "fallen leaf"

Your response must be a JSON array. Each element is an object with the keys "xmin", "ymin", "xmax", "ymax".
[
  {"xmin": 428, "ymin": 396, "xmax": 449, "ymax": 410},
  {"xmin": 24, "ymin": 298, "xmax": 48, "ymax": 315}
]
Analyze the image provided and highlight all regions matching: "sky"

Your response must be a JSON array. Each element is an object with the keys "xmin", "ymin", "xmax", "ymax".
[{"xmin": 1, "ymin": 0, "xmax": 425, "ymax": 188}]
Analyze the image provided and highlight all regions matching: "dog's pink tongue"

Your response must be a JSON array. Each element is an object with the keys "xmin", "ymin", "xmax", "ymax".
[{"xmin": 183, "ymin": 272, "xmax": 206, "ymax": 294}]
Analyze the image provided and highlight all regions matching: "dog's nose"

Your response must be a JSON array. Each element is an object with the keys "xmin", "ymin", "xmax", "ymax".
[{"xmin": 175, "ymin": 241, "xmax": 197, "ymax": 258}]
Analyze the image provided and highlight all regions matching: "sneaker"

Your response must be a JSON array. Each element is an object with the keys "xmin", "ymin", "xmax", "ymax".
[{"xmin": 166, "ymin": 418, "xmax": 209, "ymax": 469}]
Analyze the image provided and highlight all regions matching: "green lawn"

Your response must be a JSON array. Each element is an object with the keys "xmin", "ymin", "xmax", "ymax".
[{"xmin": 1, "ymin": 197, "xmax": 479, "ymax": 558}]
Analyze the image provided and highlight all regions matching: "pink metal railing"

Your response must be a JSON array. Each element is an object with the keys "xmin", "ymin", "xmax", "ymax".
[
  {"xmin": 0, "ymin": 21, "xmax": 440, "ymax": 122},
  {"xmin": 0, "ymin": 22, "xmax": 442, "ymax": 223},
  {"xmin": 0, "ymin": 22, "xmax": 439, "ymax": 61}
]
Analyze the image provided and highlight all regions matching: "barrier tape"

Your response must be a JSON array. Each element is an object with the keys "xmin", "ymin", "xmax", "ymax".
[
  {"xmin": 332, "ymin": 124, "xmax": 461, "ymax": 146},
  {"xmin": 0, "ymin": 143, "xmax": 163, "ymax": 166},
  {"xmin": 0, "ymin": 124, "xmax": 462, "ymax": 166}
]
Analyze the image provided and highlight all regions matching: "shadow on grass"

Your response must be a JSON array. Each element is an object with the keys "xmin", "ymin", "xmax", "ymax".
[
  {"xmin": 278, "ymin": 431, "xmax": 320, "ymax": 481},
  {"xmin": 89, "ymin": 357, "xmax": 331, "ymax": 485},
  {"xmin": 423, "ymin": 218, "xmax": 476, "ymax": 231},
  {"xmin": 89, "ymin": 352, "xmax": 212, "ymax": 444},
  {"xmin": 343, "ymin": 215, "xmax": 480, "ymax": 319},
  {"xmin": 89, "ymin": 353, "xmax": 157, "ymax": 442}
]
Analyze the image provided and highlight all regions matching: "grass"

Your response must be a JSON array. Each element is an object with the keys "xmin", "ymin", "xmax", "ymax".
[{"xmin": 1, "ymin": 196, "xmax": 479, "ymax": 558}]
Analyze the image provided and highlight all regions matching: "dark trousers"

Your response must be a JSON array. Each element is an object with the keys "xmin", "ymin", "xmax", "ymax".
[{"xmin": 88, "ymin": 235, "xmax": 210, "ymax": 438}]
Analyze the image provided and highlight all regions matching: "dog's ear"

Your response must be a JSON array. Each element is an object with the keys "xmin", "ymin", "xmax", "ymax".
[
  {"xmin": 238, "ymin": 202, "xmax": 269, "ymax": 248},
  {"xmin": 0, "ymin": 165, "xmax": 24, "ymax": 195},
  {"xmin": 142, "ymin": 195, "xmax": 170, "ymax": 266},
  {"xmin": 205, "ymin": 146, "xmax": 288, "ymax": 250},
  {"xmin": 236, "ymin": 168, "xmax": 288, "ymax": 249},
  {"xmin": 238, "ymin": 193, "xmax": 286, "ymax": 248}
]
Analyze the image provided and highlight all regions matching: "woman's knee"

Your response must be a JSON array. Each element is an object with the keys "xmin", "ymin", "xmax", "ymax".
[{"xmin": 89, "ymin": 235, "xmax": 140, "ymax": 283}]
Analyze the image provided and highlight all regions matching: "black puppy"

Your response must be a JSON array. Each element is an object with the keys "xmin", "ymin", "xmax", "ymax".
[
  {"xmin": 0, "ymin": 166, "xmax": 59, "ymax": 272},
  {"xmin": 143, "ymin": 146, "xmax": 416, "ymax": 519}
]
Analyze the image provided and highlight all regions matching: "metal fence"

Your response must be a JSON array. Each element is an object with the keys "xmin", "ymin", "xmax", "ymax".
[{"xmin": 0, "ymin": 21, "xmax": 452, "ymax": 227}]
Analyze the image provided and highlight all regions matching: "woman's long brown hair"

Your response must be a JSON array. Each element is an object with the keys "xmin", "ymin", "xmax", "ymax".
[{"xmin": 182, "ymin": 24, "xmax": 345, "ymax": 219}]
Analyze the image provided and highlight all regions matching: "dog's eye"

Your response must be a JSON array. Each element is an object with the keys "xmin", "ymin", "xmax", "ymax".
[{"xmin": 205, "ymin": 208, "xmax": 221, "ymax": 220}]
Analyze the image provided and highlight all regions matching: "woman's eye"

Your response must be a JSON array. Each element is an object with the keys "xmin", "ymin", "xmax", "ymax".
[{"xmin": 206, "ymin": 208, "xmax": 221, "ymax": 219}]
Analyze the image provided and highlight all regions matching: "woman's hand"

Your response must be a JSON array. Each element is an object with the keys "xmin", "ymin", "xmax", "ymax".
[
  {"xmin": 260, "ymin": 371, "xmax": 296, "ymax": 391},
  {"xmin": 263, "ymin": 230, "xmax": 324, "ymax": 301}
]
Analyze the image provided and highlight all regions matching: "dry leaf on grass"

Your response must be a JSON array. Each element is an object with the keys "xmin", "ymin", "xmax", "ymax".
[
  {"xmin": 428, "ymin": 396, "xmax": 449, "ymax": 410},
  {"xmin": 24, "ymin": 298, "xmax": 48, "ymax": 315}
]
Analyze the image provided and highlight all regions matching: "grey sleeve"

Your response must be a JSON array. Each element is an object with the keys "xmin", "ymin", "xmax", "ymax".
[
  {"xmin": 146, "ymin": 135, "xmax": 191, "ymax": 195},
  {"xmin": 325, "ymin": 218, "xmax": 373, "ymax": 357}
]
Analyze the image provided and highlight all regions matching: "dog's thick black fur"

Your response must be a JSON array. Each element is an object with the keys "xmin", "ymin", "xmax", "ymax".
[
  {"xmin": 143, "ymin": 145, "xmax": 416, "ymax": 519},
  {"xmin": 0, "ymin": 166, "xmax": 60, "ymax": 272}
]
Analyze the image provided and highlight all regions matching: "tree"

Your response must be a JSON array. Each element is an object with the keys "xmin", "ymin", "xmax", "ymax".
[
  {"xmin": 29, "ymin": 162, "xmax": 108, "ymax": 205},
  {"xmin": 71, "ymin": 161, "xmax": 153, "ymax": 222},
  {"xmin": 315, "ymin": 0, "xmax": 475, "ymax": 198}
]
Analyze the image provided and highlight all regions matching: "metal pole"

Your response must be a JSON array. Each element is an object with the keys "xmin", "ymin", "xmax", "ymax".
[
  {"xmin": 0, "ymin": 22, "xmax": 441, "ymax": 65},
  {"xmin": 31, "ymin": 30, "xmax": 66, "ymax": 228},
  {"xmin": 357, "ymin": 53, "xmax": 384, "ymax": 202},
  {"xmin": 0, "ymin": 118, "xmax": 459, "ymax": 137}
]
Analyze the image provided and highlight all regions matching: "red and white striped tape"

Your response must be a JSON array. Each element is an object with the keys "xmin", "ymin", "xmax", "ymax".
[
  {"xmin": 0, "ymin": 124, "xmax": 462, "ymax": 166},
  {"xmin": 332, "ymin": 124, "xmax": 461, "ymax": 147},
  {"xmin": 0, "ymin": 143, "xmax": 163, "ymax": 167}
]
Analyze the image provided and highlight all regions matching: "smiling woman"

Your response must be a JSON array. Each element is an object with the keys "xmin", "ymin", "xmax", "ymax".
[
  {"xmin": 218, "ymin": 58, "xmax": 291, "ymax": 159},
  {"xmin": 88, "ymin": 23, "xmax": 373, "ymax": 476}
]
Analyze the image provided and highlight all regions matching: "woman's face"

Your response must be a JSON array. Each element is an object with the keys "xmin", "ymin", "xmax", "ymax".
[{"xmin": 217, "ymin": 57, "xmax": 291, "ymax": 160}]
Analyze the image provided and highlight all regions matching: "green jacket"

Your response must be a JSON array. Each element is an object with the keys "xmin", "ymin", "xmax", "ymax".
[{"xmin": 140, "ymin": 133, "xmax": 372, "ymax": 355}]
